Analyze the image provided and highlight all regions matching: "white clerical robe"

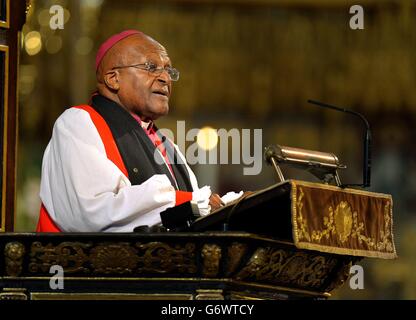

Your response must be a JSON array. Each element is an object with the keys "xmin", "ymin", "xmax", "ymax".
[{"xmin": 40, "ymin": 108, "xmax": 200, "ymax": 232}]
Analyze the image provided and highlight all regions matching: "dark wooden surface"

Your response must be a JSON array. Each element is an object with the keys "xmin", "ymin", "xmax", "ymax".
[
  {"xmin": 191, "ymin": 181, "xmax": 293, "ymax": 241},
  {"xmin": 0, "ymin": 232, "xmax": 356, "ymax": 300},
  {"xmin": 0, "ymin": 0, "xmax": 27, "ymax": 231}
]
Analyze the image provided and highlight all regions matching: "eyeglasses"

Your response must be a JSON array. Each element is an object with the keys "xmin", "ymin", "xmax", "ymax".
[{"xmin": 111, "ymin": 62, "xmax": 180, "ymax": 81}]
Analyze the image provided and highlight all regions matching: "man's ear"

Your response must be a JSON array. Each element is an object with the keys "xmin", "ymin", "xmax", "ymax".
[{"xmin": 103, "ymin": 70, "xmax": 120, "ymax": 91}]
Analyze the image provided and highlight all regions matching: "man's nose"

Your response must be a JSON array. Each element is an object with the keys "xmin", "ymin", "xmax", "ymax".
[{"xmin": 156, "ymin": 69, "xmax": 171, "ymax": 84}]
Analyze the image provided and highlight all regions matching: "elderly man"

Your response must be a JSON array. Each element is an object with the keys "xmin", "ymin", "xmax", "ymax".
[{"xmin": 37, "ymin": 30, "xmax": 223, "ymax": 232}]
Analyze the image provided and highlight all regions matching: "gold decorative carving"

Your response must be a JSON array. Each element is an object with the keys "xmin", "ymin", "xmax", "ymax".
[
  {"xmin": 236, "ymin": 247, "xmax": 338, "ymax": 289},
  {"xmin": 334, "ymin": 202, "xmax": 353, "ymax": 242},
  {"xmin": 28, "ymin": 241, "xmax": 197, "ymax": 275},
  {"xmin": 30, "ymin": 292, "xmax": 193, "ymax": 300},
  {"xmin": 89, "ymin": 243, "xmax": 138, "ymax": 274},
  {"xmin": 229, "ymin": 292, "xmax": 266, "ymax": 300},
  {"xmin": 195, "ymin": 289, "xmax": 224, "ymax": 300},
  {"xmin": 1, "ymin": 235, "xmax": 355, "ymax": 299},
  {"xmin": 0, "ymin": 288, "xmax": 27, "ymax": 300},
  {"xmin": 4, "ymin": 242, "xmax": 25, "ymax": 276},
  {"xmin": 325, "ymin": 261, "xmax": 353, "ymax": 292},
  {"xmin": 295, "ymin": 189, "xmax": 310, "ymax": 242},
  {"xmin": 135, "ymin": 242, "xmax": 197, "ymax": 274},
  {"xmin": 201, "ymin": 244, "xmax": 222, "ymax": 277},
  {"xmin": 225, "ymin": 242, "xmax": 247, "ymax": 276},
  {"xmin": 310, "ymin": 201, "xmax": 353, "ymax": 243},
  {"xmin": 29, "ymin": 242, "xmax": 91, "ymax": 273}
]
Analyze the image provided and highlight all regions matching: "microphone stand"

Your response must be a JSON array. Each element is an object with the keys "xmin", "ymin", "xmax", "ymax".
[{"xmin": 307, "ymin": 99, "xmax": 371, "ymax": 188}]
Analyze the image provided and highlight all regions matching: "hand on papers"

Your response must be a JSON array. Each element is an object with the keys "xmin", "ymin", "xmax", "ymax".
[
  {"xmin": 192, "ymin": 187, "xmax": 252, "ymax": 217},
  {"xmin": 220, "ymin": 191, "xmax": 244, "ymax": 205},
  {"xmin": 209, "ymin": 193, "xmax": 223, "ymax": 211}
]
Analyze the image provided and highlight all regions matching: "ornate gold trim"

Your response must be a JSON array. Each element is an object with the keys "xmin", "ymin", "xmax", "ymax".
[
  {"xmin": 231, "ymin": 280, "xmax": 330, "ymax": 298},
  {"xmin": 0, "ymin": 274, "xmax": 332, "ymax": 299},
  {"xmin": 0, "ymin": 288, "xmax": 27, "ymax": 300},
  {"xmin": 201, "ymin": 244, "xmax": 222, "ymax": 277},
  {"xmin": 229, "ymin": 292, "xmax": 264, "ymax": 300},
  {"xmin": 291, "ymin": 179, "xmax": 392, "ymax": 199},
  {"xmin": 226, "ymin": 242, "xmax": 247, "ymax": 276},
  {"xmin": 235, "ymin": 246, "xmax": 338, "ymax": 289},
  {"xmin": 30, "ymin": 292, "xmax": 193, "ymax": 300},
  {"xmin": 27, "ymin": 241, "xmax": 198, "ymax": 274},
  {"xmin": 195, "ymin": 289, "xmax": 224, "ymax": 300},
  {"xmin": 0, "ymin": 0, "xmax": 10, "ymax": 28},
  {"xmin": 325, "ymin": 261, "xmax": 353, "ymax": 292},
  {"xmin": 4, "ymin": 241, "xmax": 25, "ymax": 276},
  {"xmin": 0, "ymin": 44, "xmax": 8, "ymax": 232},
  {"xmin": 291, "ymin": 180, "xmax": 396, "ymax": 259},
  {"xmin": 90, "ymin": 242, "xmax": 139, "ymax": 274},
  {"xmin": 0, "ymin": 276, "xmax": 328, "ymax": 297}
]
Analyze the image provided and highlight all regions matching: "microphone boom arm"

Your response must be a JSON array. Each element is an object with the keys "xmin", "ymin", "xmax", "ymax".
[{"xmin": 307, "ymin": 99, "xmax": 371, "ymax": 188}]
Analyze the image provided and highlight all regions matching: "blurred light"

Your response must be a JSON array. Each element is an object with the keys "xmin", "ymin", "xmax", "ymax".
[
  {"xmin": 54, "ymin": 0, "xmax": 69, "ymax": 6},
  {"xmin": 25, "ymin": 1, "xmax": 34, "ymax": 20},
  {"xmin": 37, "ymin": 9, "xmax": 50, "ymax": 27},
  {"xmin": 19, "ymin": 65, "xmax": 38, "ymax": 96},
  {"xmin": 75, "ymin": 37, "xmax": 93, "ymax": 55},
  {"xmin": 82, "ymin": 0, "xmax": 104, "ymax": 8},
  {"xmin": 25, "ymin": 31, "xmax": 42, "ymax": 56},
  {"xmin": 40, "ymin": 25, "xmax": 53, "ymax": 37},
  {"xmin": 22, "ymin": 24, "xmax": 30, "ymax": 35},
  {"xmin": 21, "ymin": 25, "xmax": 31, "ymax": 49},
  {"xmin": 197, "ymin": 127, "xmax": 218, "ymax": 151},
  {"xmin": 63, "ymin": 9, "xmax": 71, "ymax": 23},
  {"xmin": 46, "ymin": 36, "xmax": 62, "ymax": 54}
]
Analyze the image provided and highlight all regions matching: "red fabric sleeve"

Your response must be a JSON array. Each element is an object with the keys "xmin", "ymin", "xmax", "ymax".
[
  {"xmin": 175, "ymin": 191, "xmax": 193, "ymax": 206},
  {"xmin": 36, "ymin": 203, "xmax": 61, "ymax": 232}
]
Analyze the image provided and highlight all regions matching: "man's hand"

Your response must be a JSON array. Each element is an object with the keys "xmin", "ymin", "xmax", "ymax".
[
  {"xmin": 209, "ymin": 193, "xmax": 223, "ymax": 211},
  {"xmin": 242, "ymin": 191, "xmax": 254, "ymax": 197},
  {"xmin": 192, "ymin": 186, "xmax": 212, "ymax": 216}
]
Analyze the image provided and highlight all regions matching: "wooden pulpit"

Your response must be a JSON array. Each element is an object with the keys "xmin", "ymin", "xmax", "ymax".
[{"xmin": 0, "ymin": 180, "xmax": 396, "ymax": 300}]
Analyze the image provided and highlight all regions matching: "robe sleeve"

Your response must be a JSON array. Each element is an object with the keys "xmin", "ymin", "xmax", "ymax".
[{"xmin": 40, "ymin": 108, "xmax": 176, "ymax": 232}]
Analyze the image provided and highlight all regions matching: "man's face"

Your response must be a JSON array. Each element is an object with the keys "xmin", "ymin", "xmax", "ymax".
[{"xmin": 115, "ymin": 38, "xmax": 173, "ymax": 121}]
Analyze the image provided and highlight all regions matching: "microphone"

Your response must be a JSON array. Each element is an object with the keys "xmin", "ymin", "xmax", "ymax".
[{"xmin": 307, "ymin": 99, "xmax": 371, "ymax": 188}]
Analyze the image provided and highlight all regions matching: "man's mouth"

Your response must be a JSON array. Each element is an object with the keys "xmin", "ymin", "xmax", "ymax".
[{"xmin": 152, "ymin": 90, "xmax": 169, "ymax": 98}]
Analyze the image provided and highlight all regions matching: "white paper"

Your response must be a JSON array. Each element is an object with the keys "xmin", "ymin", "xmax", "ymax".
[{"xmin": 220, "ymin": 191, "xmax": 244, "ymax": 205}]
